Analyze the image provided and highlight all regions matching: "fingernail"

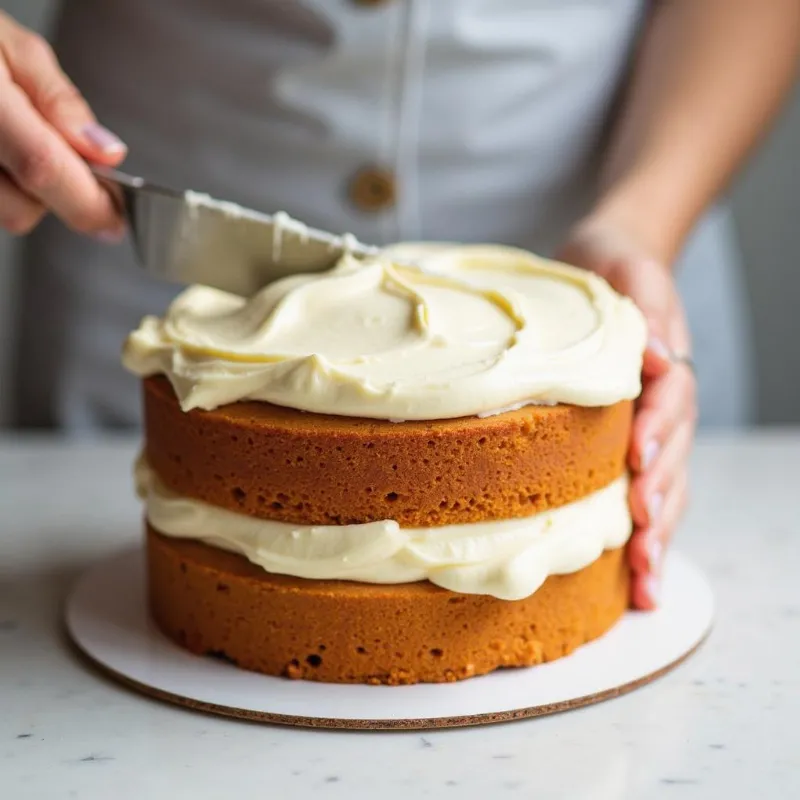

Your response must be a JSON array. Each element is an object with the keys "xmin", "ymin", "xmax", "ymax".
[
  {"xmin": 647, "ymin": 336, "xmax": 670, "ymax": 361},
  {"xmin": 647, "ymin": 492, "xmax": 664, "ymax": 526},
  {"xmin": 81, "ymin": 123, "xmax": 127, "ymax": 155},
  {"xmin": 94, "ymin": 228, "xmax": 125, "ymax": 244},
  {"xmin": 646, "ymin": 535, "xmax": 663, "ymax": 573},
  {"xmin": 642, "ymin": 439, "xmax": 660, "ymax": 470},
  {"xmin": 645, "ymin": 574, "xmax": 661, "ymax": 606}
]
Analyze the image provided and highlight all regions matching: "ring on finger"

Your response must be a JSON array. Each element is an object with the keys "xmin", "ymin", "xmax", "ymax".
[{"xmin": 668, "ymin": 351, "xmax": 695, "ymax": 375}]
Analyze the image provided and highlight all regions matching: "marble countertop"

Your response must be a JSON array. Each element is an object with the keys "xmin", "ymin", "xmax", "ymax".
[{"xmin": 2, "ymin": 433, "xmax": 799, "ymax": 799}]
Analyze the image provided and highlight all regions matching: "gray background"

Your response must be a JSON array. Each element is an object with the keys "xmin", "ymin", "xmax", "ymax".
[{"xmin": 1, "ymin": 0, "xmax": 799, "ymax": 426}]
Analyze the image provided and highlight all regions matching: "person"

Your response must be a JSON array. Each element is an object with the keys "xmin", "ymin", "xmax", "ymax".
[{"xmin": 2, "ymin": 1, "xmax": 799, "ymax": 610}]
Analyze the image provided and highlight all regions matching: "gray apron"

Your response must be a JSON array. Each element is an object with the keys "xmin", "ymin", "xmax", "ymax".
[{"xmin": 15, "ymin": 0, "xmax": 754, "ymax": 430}]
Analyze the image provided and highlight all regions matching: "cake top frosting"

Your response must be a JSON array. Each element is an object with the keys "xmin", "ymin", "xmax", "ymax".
[{"xmin": 123, "ymin": 244, "xmax": 647, "ymax": 420}]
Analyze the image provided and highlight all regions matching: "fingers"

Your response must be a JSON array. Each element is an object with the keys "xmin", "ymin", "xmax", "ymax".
[
  {"xmin": 0, "ymin": 15, "xmax": 126, "ymax": 164},
  {"xmin": 629, "ymin": 364, "xmax": 696, "ymax": 472},
  {"xmin": 628, "ymin": 384, "xmax": 694, "ymax": 612},
  {"xmin": 0, "ymin": 13, "xmax": 126, "ymax": 236},
  {"xmin": 643, "ymin": 335, "xmax": 672, "ymax": 378},
  {"xmin": 627, "ymin": 304, "xmax": 694, "ymax": 611},
  {"xmin": 629, "ymin": 469, "xmax": 689, "ymax": 574},
  {"xmin": 630, "ymin": 416, "xmax": 693, "ymax": 528},
  {"xmin": 630, "ymin": 556, "xmax": 658, "ymax": 611},
  {"xmin": 0, "ymin": 170, "xmax": 45, "ymax": 234},
  {"xmin": 0, "ymin": 82, "xmax": 123, "ymax": 235},
  {"xmin": 629, "ymin": 471, "xmax": 688, "ymax": 610}
]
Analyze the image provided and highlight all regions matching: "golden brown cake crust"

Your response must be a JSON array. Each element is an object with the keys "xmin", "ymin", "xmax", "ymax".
[
  {"xmin": 143, "ymin": 376, "xmax": 632, "ymax": 527},
  {"xmin": 147, "ymin": 525, "xmax": 630, "ymax": 685}
]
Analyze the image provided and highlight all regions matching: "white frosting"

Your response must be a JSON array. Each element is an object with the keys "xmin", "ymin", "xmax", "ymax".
[
  {"xmin": 137, "ymin": 459, "xmax": 632, "ymax": 601},
  {"xmin": 123, "ymin": 244, "xmax": 647, "ymax": 420},
  {"xmin": 270, "ymin": 210, "xmax": 308, "ymax": 263},
  {"xmin": 182, "ymin": 196, "xmax": 374, "ymax": 265}
]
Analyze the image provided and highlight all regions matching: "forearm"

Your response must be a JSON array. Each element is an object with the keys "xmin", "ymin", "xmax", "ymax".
[{"xmin": 595, "ymin": 0, "xmax": 800, "ymax": 264}]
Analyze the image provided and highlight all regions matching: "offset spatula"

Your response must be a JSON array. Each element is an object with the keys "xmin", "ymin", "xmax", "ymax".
[{"xmin": 90, "ymin": 165, "xmax": 380, "ymax": 296}]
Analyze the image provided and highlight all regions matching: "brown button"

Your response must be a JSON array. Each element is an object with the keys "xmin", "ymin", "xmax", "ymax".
[
  {"xmin": 348, "ymin": 166, "xmax": 397, "ymax": 212},
  {"xmin": 352, "ymin": 0, "xmax": 390, "ymax": 6}
]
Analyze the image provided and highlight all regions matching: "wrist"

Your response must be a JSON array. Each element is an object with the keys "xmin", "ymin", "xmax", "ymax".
[{"xmin": 591, "ymin": 168, "xmax": 699, "ymax": 267}]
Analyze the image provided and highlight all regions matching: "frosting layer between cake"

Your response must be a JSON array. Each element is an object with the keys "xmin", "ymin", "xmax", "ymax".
[
  {"xmin": 123, "ymin": 245, "xmax": 646, "ymax": 420},
  {"xmin": 137, "ymin": 458, "xmax": 632, "ymax": 601}
]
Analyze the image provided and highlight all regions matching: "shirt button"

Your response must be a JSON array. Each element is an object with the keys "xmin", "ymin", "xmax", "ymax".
[{"xmin": 348, "ymin": 166, "xmax": 397, "ymax": 212}]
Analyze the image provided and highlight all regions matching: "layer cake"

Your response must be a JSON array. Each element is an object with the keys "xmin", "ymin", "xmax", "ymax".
[{"xmin": 124, "ymin": 244, "xmax": 646, "ymax": 684}]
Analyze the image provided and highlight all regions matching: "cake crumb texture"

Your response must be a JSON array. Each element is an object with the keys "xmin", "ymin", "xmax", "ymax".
[
  {"xmin": 147, "ymin": 526, "xmax": 630, "ymax": 685},
  {"xmin": 144, "ymin": 377, "xmax": 632, "ymax": 527}
]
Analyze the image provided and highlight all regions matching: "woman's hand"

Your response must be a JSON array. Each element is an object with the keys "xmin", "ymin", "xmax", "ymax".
[
  {"xmin": 557, "ymin": 213, "xmax": 697, "ymax": 610},
  {"xmin": 0, "ymin": 12, "xmax": 126, "ymax": 238}
]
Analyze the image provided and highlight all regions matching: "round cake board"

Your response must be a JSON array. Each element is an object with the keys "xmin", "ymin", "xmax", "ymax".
[{"xmin": 65, "ymin": 548, "xmax": 713, "ymax": 730}]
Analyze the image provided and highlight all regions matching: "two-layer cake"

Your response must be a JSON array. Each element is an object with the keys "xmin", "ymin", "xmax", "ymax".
[{"xmin": 124, "ymin": 244, "xmax": 647, "ymax": 684}]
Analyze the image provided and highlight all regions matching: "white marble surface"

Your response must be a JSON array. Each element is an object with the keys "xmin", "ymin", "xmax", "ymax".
[{"xmin": 1, "ymin": 434, "xmax": 799, "ymax": 799}]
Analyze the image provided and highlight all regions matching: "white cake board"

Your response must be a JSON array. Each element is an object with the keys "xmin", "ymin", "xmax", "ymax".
[{"xmin": 65, "ymin": 548, "xmax": 713, "ymax": 730}]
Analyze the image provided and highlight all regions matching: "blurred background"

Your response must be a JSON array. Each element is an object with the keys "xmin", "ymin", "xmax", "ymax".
[{"xmin": 1, "ymin": 0, "xmax": 799, "ymax": 428}]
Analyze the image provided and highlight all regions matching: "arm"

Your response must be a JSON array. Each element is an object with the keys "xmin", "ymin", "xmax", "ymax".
[
  {"xmin": 558, "ymin": 0, "xmax": 800, "ymax": 609},
  {"xmin": 597, "ymin": 0, "xmax": 800, "ymax": 265}
]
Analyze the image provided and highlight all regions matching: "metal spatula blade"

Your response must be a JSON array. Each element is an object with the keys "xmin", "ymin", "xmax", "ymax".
[{"xmin": 91, "ymin": 166, "xmax": 379, "ymax": 296}]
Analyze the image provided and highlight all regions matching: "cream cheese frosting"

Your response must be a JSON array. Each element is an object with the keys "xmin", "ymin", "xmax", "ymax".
[
  {"xmin": 123, "ymin": 244, "xmax": 647, "ymax": 420},
  {"xmin": 136, "ymin": 459, "xmax": 632, "ymax": 601}
]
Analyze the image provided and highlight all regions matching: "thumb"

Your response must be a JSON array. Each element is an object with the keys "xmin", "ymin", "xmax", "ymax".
[
  {"xmin": 4, "ymin": 25, "xmax": 126, "ymax": 164},
  {"xmin": 604, "ymin": 257, "xmax": 673, "ymax": 378},
  {"xmin": 557, "ymin": 228, "xmax": 673, "ymax": 378}
]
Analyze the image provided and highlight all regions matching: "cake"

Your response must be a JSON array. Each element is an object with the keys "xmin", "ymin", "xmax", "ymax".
[{"xmin": 124, "ymin": 243, "xmax": 647, "ymax": 684}]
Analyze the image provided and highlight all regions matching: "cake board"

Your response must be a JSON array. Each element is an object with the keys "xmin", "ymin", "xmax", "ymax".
[{"xmin": 65, "ymin": 548, "xmax": 713, "ymax": 730}]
